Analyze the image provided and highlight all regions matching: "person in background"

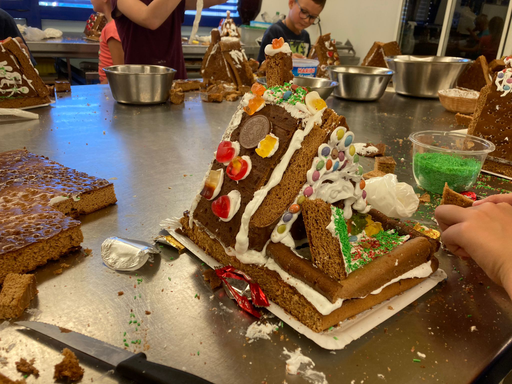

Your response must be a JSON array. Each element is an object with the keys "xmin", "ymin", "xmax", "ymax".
[
  {"xmin": 91, "ymin": 0, "xmax": 124, "ymax": 83},
  {"xmin": 435, "ymin": 194, "xmax": 512, "ymax": 301},
  {"xmin": 479, "ymin": 16, "xmax": 504, "ymax": 63},
  {"xmin": 111, "ymin": 0, "xmax": 227, "ymax": 79},
  {"xmin": 0, "ymin": 9, "xmax": 36, "ymax": 66},
  {"xmin": 257, "ymin": 0, "xmax": 326, "ymax": 63},
  {"xmin": 466, "ymin": 14, "xmax": 488, "ymax": 47}
]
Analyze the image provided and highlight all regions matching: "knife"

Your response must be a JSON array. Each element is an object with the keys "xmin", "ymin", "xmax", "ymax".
[{"xmin": 16, "ymin": 321, "xmax": 212, "ymax": 384}]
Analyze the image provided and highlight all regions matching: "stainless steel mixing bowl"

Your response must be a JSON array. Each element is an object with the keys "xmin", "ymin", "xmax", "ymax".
[
  {"xmin": 291, "ymin": 76, "xmax": 338, "ymax": 99},
  {"xmin": 327, "ymin": 66, "xmax": 393, "ymax": 101},
  {"xmin": 103, "ymin": 65, "xmax": 176, "ymax": 104},
  {"xmin": 385, "ymin": 55, "xmax": 471, "ymax": 98}
]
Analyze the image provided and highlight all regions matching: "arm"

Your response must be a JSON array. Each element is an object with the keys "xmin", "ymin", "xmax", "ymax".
[
  {"xmin": 185, "ymin": 0, "xmax": 227, "ymax": 10},
  {"xmin": 107, "ymin": 38, "xmax": 125, "ymax": 65},
  {"xmin": 116, "ymin": 0, "xmax": 182, "ymax": 30},
  {"xmin": 435, "ymin": 203, "xmax": 512, "ymax": 300}
]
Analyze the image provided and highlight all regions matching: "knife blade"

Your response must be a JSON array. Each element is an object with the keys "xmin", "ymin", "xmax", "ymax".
[{"xmin": 16, "ymin": 321, "xmax": 212, "ymax": 384}]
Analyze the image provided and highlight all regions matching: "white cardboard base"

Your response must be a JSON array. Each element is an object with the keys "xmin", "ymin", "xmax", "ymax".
[{"xmin": 160, "ymin": 218, "xmax": 447, "ymax": 350}]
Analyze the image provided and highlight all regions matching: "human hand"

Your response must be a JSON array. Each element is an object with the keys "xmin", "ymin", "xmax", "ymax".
[
  {"xmin": 292, "ymin": 53, "xmax": 306, "ymax": 59},
  {"xmin": 435, "ymin": 203, "xmax": 512, "ymax": 299},
  {"xmin": 473, "ymin": 193, "xmax": 512, "ymax": 206}
]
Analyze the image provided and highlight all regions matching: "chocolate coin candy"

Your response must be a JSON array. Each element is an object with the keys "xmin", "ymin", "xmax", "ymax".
[{"xmin": 239, "ymin": 115, "xmax": 270, "ymax": 149}]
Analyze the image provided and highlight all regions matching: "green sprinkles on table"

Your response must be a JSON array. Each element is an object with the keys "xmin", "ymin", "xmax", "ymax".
[{"xmin": 413, "ymin": 152, "xmax": 482, "ymax": 194}]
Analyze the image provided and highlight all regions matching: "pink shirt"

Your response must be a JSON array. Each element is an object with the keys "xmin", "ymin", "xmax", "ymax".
[{"xmin": 99, "ymin": 20, "xmax": 121, "ymax": 82}]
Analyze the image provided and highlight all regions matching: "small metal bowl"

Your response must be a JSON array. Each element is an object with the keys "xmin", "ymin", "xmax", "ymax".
[
  {"xmin": 385, "ymin": 55, "xmax": 471, "ymax": 98},
  {"xmin": 327, "ymin": 66, "xmax": 393, "ymax": 101},
  {"xmin": 256, "ymin": 77, "xmax": 338, "ymax": 100},
  {"xmin": 103, "ymin": 65, "xmax": 176, "ymax": 105},
  {"xmin": 291, "ymin": 77, "xmax": 338, "ymax": 99}
]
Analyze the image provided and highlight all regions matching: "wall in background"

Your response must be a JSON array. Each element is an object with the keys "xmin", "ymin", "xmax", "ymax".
[{"xmin": 255, "ymin": 0, "xmax": 403, "ymax": 62}]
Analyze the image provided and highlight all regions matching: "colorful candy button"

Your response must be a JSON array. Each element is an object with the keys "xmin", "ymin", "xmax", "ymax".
[
  {"xmin": 349, "ymin": 145, "xmax": 356, "ymax": 156},
  {"xmin": 326, "ymin": 159, "xmax": 332, "ymax": 170},
  {"xmin": 283, "ymin": 212, "xmax": 293, "ymax": 222},
  {"xmin": 316, "ymin": 160, "xmax": 325, "ymax": 171},
  {"xmin": 321, "ymin": 146, "xmax": 330, "ymax": 157},
  {"xmin": 289, "ymin": 204, "xmax": 300, "ymax": 214},
  {"xmin": 360, "ymin": 180, "xmax": 366, "ymax": 189},
  {"xmin": 283, "ymin": 90, "xmax": 292, "ymax": 100},
  {"xmin": 331, "ymin": 148, "xmax": 339, "ymax": 159},
  {"xmin": 304, "ymin": 186, "xmax": 313, "ymax": 197},
  {"xmin": 338, "ymin": 152, "xmax": 345, "ymax": 162},
  {"xmin": 362, "ymin": 190, "xmax": 367, "ymax": 199},
  {"xmin": 332, "ymin": 161, "xmax": 340, "ymax": 171},
  {"xmin": 297, "ymin": 196, "xmax": 306, "ymax": 205},
  {"xmin": 312, "ymin": 170, "xmax": 320, "ymax": 182},
  {"xmin": 344, "ymin": 134, "xmax": 353, "ymax": 147},
  {"xmin": 277, "ymin": 224, "xmax": 287, "ymax": 234}
]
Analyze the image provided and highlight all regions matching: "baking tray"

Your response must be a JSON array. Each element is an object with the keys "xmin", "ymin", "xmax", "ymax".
[{"xmin": 160, "ymin": 218, "xmax": 447, "ymax": 350}]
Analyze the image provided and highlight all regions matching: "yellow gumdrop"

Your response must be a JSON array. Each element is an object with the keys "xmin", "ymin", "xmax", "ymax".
[
  {"xmin": 349, "ymin": 145, "xmax": 356, "ymax": 156},
  {"xmin": 365, "ymin": 215, "xmax": 383, "ymax": 237},
  {"xmin": 255, "ymin": 135, "xmax": 278, "ymax": 158},
  {"xmin": 312, "ymin": 98, "xmax": 327, "ymax": 111}
]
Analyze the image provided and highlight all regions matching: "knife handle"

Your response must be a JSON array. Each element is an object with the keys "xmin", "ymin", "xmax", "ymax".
[{"xmin": 116, "ymin": 353, "xmax": 213, "ymax": 384}]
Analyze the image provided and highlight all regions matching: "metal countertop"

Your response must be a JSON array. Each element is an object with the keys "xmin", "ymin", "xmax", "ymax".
[{"xmin": 0, "ymin": 85, "xmax": 511, "ymax": 384}]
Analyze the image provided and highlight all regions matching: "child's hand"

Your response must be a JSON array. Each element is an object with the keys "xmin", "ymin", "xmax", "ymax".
[
  {"xmin": 435, "ymin": 202, "xmax": 512, "ymax": 299},
  {"xmin": 473, "ymin": 193, "xmax": 512, "ymax": 206}
]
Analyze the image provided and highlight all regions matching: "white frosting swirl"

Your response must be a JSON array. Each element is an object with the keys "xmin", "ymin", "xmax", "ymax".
[{"xmin": 264, "ymin": 42, "xmax": 292, "ymax": 56}]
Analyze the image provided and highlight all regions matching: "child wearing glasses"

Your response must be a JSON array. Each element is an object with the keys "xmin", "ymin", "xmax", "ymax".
[{"xmin": 257, "ymin": 0, "xmax": 325, "ymax": 63}]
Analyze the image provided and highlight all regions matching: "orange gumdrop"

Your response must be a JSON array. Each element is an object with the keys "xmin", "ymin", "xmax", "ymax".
[
  {"xmin": 272, "ymin": 37, "xmax": 284, "ymax": 49},
  {"xmin": 251, "ymin": 82, "xmax": 266, "ymax": 97},
  {"xmin": 243, "ymin": 95, "xmax": 265, "ymax": 116}
]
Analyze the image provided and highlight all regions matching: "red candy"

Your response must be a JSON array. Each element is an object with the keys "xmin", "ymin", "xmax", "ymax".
[
  {"xmin": 291, "ymin": 84, "xmax": 299, "ymax": 92},
  {"xmin": 327, "ymin": 51, "xmax": 333, "ymax": 57},
  {"xmin": 272, "ymin": 37, "xmax": 284, "ymax": 49},
  {"xmin": 461, "ymin": 191, "xmax": 477, "ymax": 201},
  {"xmin": 216, "ymin": 141, "xmax": 237, "ymax": 163},
  {"xmin": 251, "ymin": 82, "xmax": 266, "ymax": 97},
  {"xmin": 226, "ymin": 156, "xmax": 250, "ymax": 181},
  {"xmin": 212, "ymin": 195, "xmax": 230, "ymax": 219}
]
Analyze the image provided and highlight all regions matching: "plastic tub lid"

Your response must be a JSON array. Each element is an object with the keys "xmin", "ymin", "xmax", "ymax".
[{"xmin": 292, "ymin": 58, "xmax": 319, "ymax": 67}]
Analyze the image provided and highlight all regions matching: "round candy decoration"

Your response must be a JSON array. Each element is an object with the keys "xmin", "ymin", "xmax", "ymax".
[
  {"xmin": 211, "ymin": 195, "xmax": 230, "ymax": 220},
  {"xmin": 305, "ymin": 91, "xmax": 327, "ymax": 115},
  {"xmin": 461, "ymin": 191, "xmax": 477, "ymax": 201},
  {"xmin": 239, "ymin": 115, "xmax": 270, "ymax": 149}
]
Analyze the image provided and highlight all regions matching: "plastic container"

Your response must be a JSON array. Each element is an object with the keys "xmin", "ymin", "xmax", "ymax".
[
  {"xmin": 409, "ymin": 130, "xmax": 495, "ymax": 194},
  {"xmin": 292, "ymin": 58, "xmax": 319, "ymax": 78}
]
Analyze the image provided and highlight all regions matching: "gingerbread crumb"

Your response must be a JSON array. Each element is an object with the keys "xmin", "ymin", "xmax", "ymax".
[
  {"xmin": 118, "ymin": 291, "xmax": 124, "ymax": 296},
  {"xmin": 15, "ymin": 358, "xmax": 39, "ymax": 377},
  {"xmin": 145, "ymin": 310, "xmax": 151, "ymax": 315},
  {"xmin": 54, "ymin": 348, "xmax": 84, "ymax": 382}
]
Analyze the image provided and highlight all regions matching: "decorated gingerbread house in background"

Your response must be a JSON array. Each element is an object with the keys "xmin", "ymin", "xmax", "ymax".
[
  {"xmin": 309, "ymin": 33, "xmax": 341, "ymax": 78},
  {"xmin": 84, "ymin": 12, "xmax": 107, "ymax": 41},
  {"xmin": 176, "ymin": 38, "xmax": 440, "ymax": 333},
  {"xmin": 468, "ymin": 56, "xmax": 512, "ymax": 177}
]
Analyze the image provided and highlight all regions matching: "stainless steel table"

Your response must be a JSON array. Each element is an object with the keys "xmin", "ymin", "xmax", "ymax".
[{"xmin": 0, "ymin": 85, "xmax": 511, "ymax": 384}]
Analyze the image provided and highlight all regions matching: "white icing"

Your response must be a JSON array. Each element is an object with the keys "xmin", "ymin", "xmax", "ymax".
[
  {"xmin": 236, "ymin": 155, "xmax": 252, "ymax": 181},
  {"xmin": 264, "ymin": 42, "xmax": 292, "ymax": 56},
  {"xmin": 245, "ymin": 322, "xmax": 274, "ymax": 342},
  {"xmin": 48, "ymin": 196, "xmax": 69, "ymax": 205},
  {"xmin": 219, "ymin": 190, "xmax": 242, "ymax": 222},
  {"xmin": 220, "ymin": 36, "xmax": 239, "ymax": 43},
  {"xmin": 495, "ymin": 68, "xmax": 512, "ymax": 97},
  {"xmin": 283, "ymin": 348, "xmax": 328, "ymax": 384},
  {"xmin": 354, "ymin": 142, "xmax": 379, "ymax": 156},
  {"xmin": 188, "ymin": 0, "xmax": 203, "ymax": 44},
  {"xmin": 371, "ymin": 261, "xmax": 432, "ymax": 294},
  {"xmin": 438, "ymin": 88, "xmax": 480, "ymax": 98},
  {"xmin": 305, "ymin": 91, "xmax": 325, "ymax": 114},
  {"xmin": 504, "ymin": 56, "xmax": 512, "ymax": 68},
  {"xmin": 229, "ymin": 50, "xmax": 244, "ymax": 68}
]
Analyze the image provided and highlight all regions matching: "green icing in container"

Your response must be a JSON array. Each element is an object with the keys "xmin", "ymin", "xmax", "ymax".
[{"xmin": 413, "ymin": 152, "xmax": 482, "ymax": 194}]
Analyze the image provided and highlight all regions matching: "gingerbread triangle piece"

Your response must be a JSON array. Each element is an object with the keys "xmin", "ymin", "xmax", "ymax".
[
  {"xmin": 201, "ymin": 29, "xmax": 237, "ymax": 85},
  {"xmin": 456, "ymin": 55, "xmax": 491, "ymax": 91},
  {"xmin": 361, "ymin": 41, "xmax": 401, "ymax": 68},
  {"xmin": 0, "ymin": 37, "xmax": 51, "ymax": 108}
]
